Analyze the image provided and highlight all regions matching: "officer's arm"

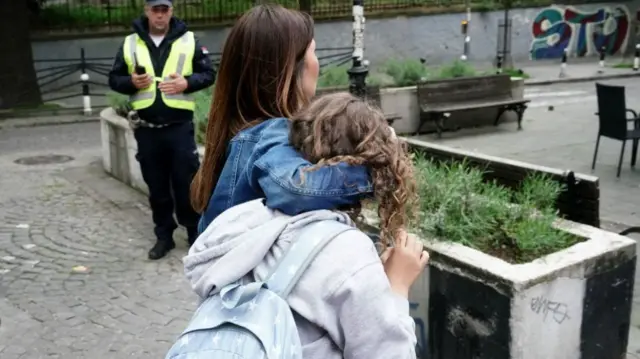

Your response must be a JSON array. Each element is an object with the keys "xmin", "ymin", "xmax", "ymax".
[
  {"xmin": 183, "ymin": 38, "xmax": 216, "ymax": 94},
  {"xmin": 108, "ymin": 42, "xmax": 138, "ymax": 95}
]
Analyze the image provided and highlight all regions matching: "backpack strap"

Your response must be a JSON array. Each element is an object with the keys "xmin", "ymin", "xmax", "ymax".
[{"xmin": 266, "ymin": 220, "xmax": 355, "ymax": 298}]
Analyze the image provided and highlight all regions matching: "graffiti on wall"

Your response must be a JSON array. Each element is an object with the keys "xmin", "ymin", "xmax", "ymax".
[{"xmin": 530, "ymin": 5, "xmax": 630, "ymax": 59}]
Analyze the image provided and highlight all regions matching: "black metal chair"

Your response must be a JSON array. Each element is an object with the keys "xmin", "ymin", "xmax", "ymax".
[
  {"xmin": 620, "ymin": 227, "xmax": 640, "ymax": 236},
  {"xmin": 592, "ymin": 83, "xmax": 640, "ymax": 178}
]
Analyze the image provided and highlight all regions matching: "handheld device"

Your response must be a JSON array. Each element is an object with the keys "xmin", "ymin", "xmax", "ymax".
[{"xmin": 133, "ymin": 53, "xmax": 146, "ymax": 75}]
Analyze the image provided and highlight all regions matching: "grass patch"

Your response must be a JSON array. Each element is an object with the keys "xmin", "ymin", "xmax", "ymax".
[
  {"xmin": 613, "ymin": 63, "xmax": 634, "ymax": 69},
  {"xmin": 409, "ymin": 154, "xmax": 582, "ymax": 264}
]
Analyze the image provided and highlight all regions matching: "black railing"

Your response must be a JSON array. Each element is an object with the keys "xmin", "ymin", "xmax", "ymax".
[
  {"xmin": 30, "ymin": 45, "xmax": 353, "ymax": 113},
  {"xmin": 29, "ymin": 0, "xmax": 621, "ymax": 33},
  {"xmin": 36, "ymin": 48, "xmax": 112, "ymax": 103},
  {"xmin": 29, "ymin": 0, "xmax": 456, "ymax": 32}
]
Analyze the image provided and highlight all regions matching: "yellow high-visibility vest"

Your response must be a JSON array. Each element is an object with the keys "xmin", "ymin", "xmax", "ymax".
[{"xmin": 122, "ymin": 31, "xmax": 196, "ymax": 111}]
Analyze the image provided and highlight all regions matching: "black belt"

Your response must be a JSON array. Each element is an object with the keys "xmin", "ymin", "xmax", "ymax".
[{"xmin": 126, "ymin": 110, "xmax": 170, "ymax": 129}]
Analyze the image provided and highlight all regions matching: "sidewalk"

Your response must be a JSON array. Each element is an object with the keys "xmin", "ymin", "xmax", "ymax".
[{"xmin": 517, "ymin": 57, "xmax": 640, "ymax": 85}]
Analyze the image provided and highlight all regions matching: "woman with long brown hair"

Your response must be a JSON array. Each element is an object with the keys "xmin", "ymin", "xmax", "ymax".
[
  {"xmin": 191, "ymin": 4, "xmax": 372, "ymax": 233},
  {"xmin": 184, "ymin": 92, "xmax": 427, "ymax": 358}
]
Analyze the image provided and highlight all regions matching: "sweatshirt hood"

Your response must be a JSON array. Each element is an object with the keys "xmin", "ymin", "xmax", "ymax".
[{"xmin": 183, "ymin": 198, "xmax": 354, "ymax": 299}]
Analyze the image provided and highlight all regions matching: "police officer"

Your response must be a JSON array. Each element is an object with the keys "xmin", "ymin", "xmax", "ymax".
[{"xmin": 108, "ymin": 0, "xmax": 215, "ymax": 260}]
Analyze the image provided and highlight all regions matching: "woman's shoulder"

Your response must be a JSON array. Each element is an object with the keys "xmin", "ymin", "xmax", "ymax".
[{"xmin": 232, "ymin": 117, "xmax": 290, "ymax": 142}]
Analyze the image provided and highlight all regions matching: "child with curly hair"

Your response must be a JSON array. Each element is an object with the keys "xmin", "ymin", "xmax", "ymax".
[{"xmin": 184, "ymin": 92, "xmax": 428, "ymax": 359}]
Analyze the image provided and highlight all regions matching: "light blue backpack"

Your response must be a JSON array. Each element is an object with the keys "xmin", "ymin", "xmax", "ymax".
[{"xmin": 166, "ymin": 220, "xmax": 354, "ymax": 359}]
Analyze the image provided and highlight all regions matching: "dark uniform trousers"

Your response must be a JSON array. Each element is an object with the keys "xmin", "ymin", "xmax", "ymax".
[{"xmin": 134, "ymin": 121, "xmax": 200, "ymax": 242}]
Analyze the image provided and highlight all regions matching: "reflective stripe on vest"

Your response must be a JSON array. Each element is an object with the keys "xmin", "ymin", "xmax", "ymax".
[{"xmin": 123, "ymin": 32, "xmax": 195, "ymax": 111}]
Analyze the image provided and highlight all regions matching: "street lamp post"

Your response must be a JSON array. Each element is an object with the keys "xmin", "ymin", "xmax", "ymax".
[{"xmin": 347, "ymin": 0, "xmax": 368, "ymax": 99}]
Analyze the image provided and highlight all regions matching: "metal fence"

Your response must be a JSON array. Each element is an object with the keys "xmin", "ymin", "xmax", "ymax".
[
  {"xmin": 29, "ymin": 44, "xmax": 353, "ymax": 114},
  {"xmin": 30, "ymin": 0, "xmax": 466, "ymax": 32},
  {"xmin": 30, "ymin": 0, "xmax": 618, "ymax": 33}
]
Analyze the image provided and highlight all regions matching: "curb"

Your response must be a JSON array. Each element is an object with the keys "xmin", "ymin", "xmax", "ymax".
[
  {"xmin": 0, "ymin": 115, "xmax": 100, "ymax": 130},
  {"xmin": 525, "ymin": 71, "xmax": 640, "ymax": 86}
]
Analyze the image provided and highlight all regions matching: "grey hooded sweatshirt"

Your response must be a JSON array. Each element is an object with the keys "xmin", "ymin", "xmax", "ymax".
[{"xmin": 183, "ymin": 198, "xmax": 417, "ymax": 359}]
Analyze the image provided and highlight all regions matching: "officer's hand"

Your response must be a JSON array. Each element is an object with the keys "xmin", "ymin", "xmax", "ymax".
[
  {"xmin": 132, "ymin": 73, "xmax": 153, "ymax": 90},
  {"xmin": 158, "ymin": 73, "xmax": 188, "ymax": 95}
]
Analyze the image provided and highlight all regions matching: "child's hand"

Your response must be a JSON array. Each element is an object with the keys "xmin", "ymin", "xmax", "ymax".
[{"xmin": 382, "ymin": 230, "xmax": 429, "ymax": 298}]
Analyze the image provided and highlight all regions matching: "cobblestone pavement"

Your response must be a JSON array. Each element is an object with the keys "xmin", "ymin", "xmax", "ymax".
[{"xmin": 0, "ymin": 123, "xmax": 196, "ymax": 358}]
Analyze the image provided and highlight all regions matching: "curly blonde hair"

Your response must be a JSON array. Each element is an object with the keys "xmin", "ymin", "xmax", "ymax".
[{"xmin": 289, "ymin": 92, "xmax": 417, "ymax": 247}]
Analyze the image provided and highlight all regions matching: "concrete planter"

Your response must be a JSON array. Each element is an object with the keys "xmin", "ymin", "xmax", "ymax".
[
  {"xmin": 362, "ymin": 213, "xmax": 636, "ymax": 358},
  {"xmin": 380, "ymin": 77, "xmax": 525, "ymax": 135},
  {"xmin": 363, "ymin": 216, "xmax": 636, "ymax": 359},
  {"xmin": 100, "ymin": 107, "xmax": 204, "ymax": 196}
]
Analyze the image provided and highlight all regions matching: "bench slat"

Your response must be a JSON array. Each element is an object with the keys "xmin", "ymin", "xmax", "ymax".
[
  {"xmin": 417, "ymin": 74, "xmax": 513, "ymax": 104},
  {"xmin": 416, "ymin": 74, "xmax": 529, "ymax": 136},
  {"xmin": 421, "ymin": 99, "xmax": 530, "ymax": 113}
]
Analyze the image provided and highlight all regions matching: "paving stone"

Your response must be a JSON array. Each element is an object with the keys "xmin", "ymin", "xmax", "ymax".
[{"xmin": 0, "ymin": 123, "xmax": 196, "ymax": 358}]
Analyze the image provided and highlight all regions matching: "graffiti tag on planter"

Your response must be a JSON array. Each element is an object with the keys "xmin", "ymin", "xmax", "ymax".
[
  {"xmin": 530, "ymin": 295, "xmax": 570, "ymax": 324},
  {"xmin": 410, "ymin": 302, "xmax": 428, "ymax": 358}
]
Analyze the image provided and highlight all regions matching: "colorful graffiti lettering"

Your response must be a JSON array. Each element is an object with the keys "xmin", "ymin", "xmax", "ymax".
[{"xmin": 530, "ymin": 5, "xmax": 630, "ymax": 59}]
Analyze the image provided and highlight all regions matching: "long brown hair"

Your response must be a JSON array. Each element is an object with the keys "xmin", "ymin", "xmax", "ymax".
[
  {"xmin": 191, "ymin": 4, "xmax": 315, "ymax": 213},
  {"xmin": 289, "ymin": 92, "xmax": 418, "ymax": 248}
]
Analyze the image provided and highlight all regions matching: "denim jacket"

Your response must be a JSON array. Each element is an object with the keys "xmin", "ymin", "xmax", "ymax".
[{"xmin": 198, "ymin": 117, "xmax": 373, "ymax": 233}]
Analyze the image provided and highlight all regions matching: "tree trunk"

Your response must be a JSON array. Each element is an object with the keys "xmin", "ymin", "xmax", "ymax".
[{"xmin": 0, "ymin": 0, "xmax": 42, "ymax": 109}]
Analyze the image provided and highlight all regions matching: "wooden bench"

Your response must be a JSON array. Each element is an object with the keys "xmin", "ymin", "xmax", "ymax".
[
  {"xmin": 315, "ymin": 86, "xmax": 401, "ymax": 126},
  {"xmin": 404, "ymin": 138, "xmax": 601, "ymax": 228},
  {"xmin": 416, "ymin": 74, "xmax": 530, "ymax": 138}
]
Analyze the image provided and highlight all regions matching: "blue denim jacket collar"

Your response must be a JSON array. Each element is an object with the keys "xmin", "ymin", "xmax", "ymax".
[{"xmin": 198, "ymin": 117, "xmax": 373, "ymax": 233}]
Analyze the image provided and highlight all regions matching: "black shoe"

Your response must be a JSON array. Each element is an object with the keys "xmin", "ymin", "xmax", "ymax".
[
  {"xmin": 148, "ymin": 240, "xmax": 175, "ymax": 260},
  {"xmin": 187, "ymin": 227, "xmax": 198, "ymax": 247}
]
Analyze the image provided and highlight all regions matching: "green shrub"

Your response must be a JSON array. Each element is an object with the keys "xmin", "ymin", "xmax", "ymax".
[
  {"xmin": 194, "ymin": 87, "xmax": 213, "ymax": 145},
  {"xmin": 317, "ymin": 65, "xmax": 390, "ymax": 89},
  {"xmin": 106, "ymin": 91, "xmax": 130, "ymax": 116},
  {"xmin": 411, "ymin": 155, "xmax": 580, "ymax": 263},
  {"xmin": 380, "ymin": 58, "xmax": 430, "ymax": 87},
  {"xmin": 501, "ymin": 68, "xmax": 530, "ymax": 79},
  {"xmin": 317, "ymin": 65, "xmax": 351, "ymax": 88},
  {"xmin": 435, "ymin": 60, "xmax": 477, "ymax": 79}
]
